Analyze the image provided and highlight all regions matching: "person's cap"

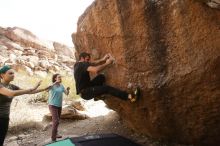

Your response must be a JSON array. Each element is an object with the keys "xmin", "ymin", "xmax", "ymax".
[{"xmin": 0, "ymin": 65, "xmax": 11, "ymax": 74}]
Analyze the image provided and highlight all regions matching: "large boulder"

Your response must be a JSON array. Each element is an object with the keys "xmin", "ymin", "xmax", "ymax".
[
  {"xmin": 202, "ymin": 0, "xmax": 220, "ymax": 8},
  {"xmin": 73, "ymin": 0, "xmax": 220, "ymax": 145},
  {"xmin": 4, "ymin": 27, "xmax": 55, "ymax": 51},
  {"xmin": 0, "ymin": 26, "xmax": 75, "ymax": 74},
  {"xmin": 53, "ymin": 42, "xmax": 75, "ymax": 58},
  {"xmin": 43, "ymin": 106, "xmax": 88, "ymax": 121}
]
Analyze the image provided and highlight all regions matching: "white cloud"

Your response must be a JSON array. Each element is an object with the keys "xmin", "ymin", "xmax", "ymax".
[{"xmin": 0, "ymin": 0, "xmax": 94, "ymax": 46}]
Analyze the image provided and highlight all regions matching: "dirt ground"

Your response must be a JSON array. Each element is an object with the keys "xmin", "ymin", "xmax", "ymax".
[{"xmin": 4, "ymin": 99, "xmax": 192, "ymax": 146}]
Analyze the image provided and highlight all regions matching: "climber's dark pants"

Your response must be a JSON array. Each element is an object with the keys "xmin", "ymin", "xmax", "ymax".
[{"xmin": 80, "ymin": 74, "xmax": 128, "ymax": 100}]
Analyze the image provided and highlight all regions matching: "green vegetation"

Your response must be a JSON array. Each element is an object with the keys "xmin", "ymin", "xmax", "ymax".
[
  {"xmin": 13, "ymin": 70, "xmax": 80, "ymax": 102},
  {"xmin": 8, "ymin": 70, "xmax": 80, "ymax": 133}
]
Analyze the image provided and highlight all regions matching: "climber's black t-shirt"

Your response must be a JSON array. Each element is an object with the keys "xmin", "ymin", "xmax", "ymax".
[{"xmin": 74, "ymin": 62, "xmax": 91, "ymax": 94}]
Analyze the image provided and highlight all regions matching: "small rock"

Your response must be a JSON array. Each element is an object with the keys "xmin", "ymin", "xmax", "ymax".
[
  {"xmin": 18, "ymin": 134, "xmax": 27, "ymax": 139},
  {"xmin": 43, "ymin": 123, "xmax": 52, "ymax": 131},
  {"xmin": 6, "ymin": 141, "xmax": 19, "ymax": 146},
  {"xmin": 8, "ymin": 136, "xmax": 18, "ymax": 142}
]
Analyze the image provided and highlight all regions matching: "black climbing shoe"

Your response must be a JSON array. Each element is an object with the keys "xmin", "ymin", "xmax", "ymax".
[{"xmin": 94, "ymin": 95, "xmax": 106, "ymax": 101}]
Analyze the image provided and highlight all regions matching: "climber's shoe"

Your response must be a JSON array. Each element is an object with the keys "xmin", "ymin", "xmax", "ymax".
[
  {"xmin": 94, "ymin": 95, "xmax": 106, "ymax": 101},
  {"xmin": 130, "ymin": 87, "xmax": 141, "ymax": 103}
]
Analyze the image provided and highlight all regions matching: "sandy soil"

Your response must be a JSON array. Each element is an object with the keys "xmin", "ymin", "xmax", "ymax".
[{"xmin": 4, "ymin": 99, "xmax": 192, "ymax": 146}]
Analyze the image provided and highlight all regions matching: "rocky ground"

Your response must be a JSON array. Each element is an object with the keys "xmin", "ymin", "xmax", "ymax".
[
  {"xmin": 4, "ymin": 99, "xmax": 192, "ymax": 146},
  {"xmin": 0, "ymin": 26, "xmax": 75, "ymax": 76}
]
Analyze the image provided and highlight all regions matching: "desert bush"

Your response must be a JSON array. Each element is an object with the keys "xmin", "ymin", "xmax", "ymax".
[
  {"xmin": 8, "ymin": 70, "xmax": 80, "ymax": 133},
  {"xmin": 13, "ymin": 70, "xmax": 80, "ymax": 103}
]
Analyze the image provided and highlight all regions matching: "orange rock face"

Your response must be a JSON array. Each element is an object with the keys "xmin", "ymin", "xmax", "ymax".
[{"xmin": 73, "ymin": 0, "xmax": 220, "ymax": 145}]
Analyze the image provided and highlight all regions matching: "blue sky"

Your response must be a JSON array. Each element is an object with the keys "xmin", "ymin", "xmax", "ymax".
[{"xmin": 0, "ymin": 0, "xmax": 94, "ymax": 46}]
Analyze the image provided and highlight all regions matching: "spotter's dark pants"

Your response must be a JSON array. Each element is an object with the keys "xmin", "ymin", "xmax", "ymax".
[
  {"xmin": 0, "ymin": 117, "xmax": 9, "ymax": 146},
  {"xmin": 49, "ymin": 105, "xmax": 62, "ymax": 141}
]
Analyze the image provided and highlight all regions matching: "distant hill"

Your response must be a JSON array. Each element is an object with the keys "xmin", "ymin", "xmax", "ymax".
[{"xmin": 0, "ymin": 26, "xmax": 75, "ymax": 76}]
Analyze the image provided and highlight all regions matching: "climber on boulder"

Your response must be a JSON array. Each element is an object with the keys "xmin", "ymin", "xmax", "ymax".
[{"xmin": 73, "ymin": 52, "xmax": 140, "ymax": 102}]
